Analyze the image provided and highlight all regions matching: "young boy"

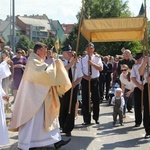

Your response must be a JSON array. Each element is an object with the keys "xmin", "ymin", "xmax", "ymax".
[{"xmin": 111, "ymin": 88, "xmax": 125, "ymax": 126}]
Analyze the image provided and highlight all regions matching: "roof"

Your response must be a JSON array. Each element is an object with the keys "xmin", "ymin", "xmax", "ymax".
[
  {"xmin": 18, "ymin": 16, "xmax": 51, "ymax": 31},
  {"xmin": 0, "ymin": 20, "xmax": 10, "ymax": 32},
  {"xmin": 81, "ymin": 17, "xmax": 146, "ymax": 42},
  {"xmin": 62, "ymin": 24, "xmax": 76, "ymax": 34}
]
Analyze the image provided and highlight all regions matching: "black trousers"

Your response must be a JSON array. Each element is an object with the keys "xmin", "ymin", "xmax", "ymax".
[
  {"xmin": 99, "ymin": 74, "xmax": 105, "ymax": 100},
  {"xmin": 143, "ymin": 83, "xmax": 150, "ymax": 135},
  {"xmin": 105, "ymin": 75, "xmax": 111, "ymax": 100},
  {"xmin": 133, "ymin": 87, "xmax": 142, "ymax": 125},
  {"xmin": 81, "ymin": 78, "xmax": 100, "ymax": 123},
  {"xmin": 127, "ymin": 93, "xmax": 133, "ymax": 111},
  {"xmin": 59, "ymin": 85, "xmax": 79, "ymax": 133}
]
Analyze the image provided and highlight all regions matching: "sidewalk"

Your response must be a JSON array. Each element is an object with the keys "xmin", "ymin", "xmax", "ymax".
[{"xmin": 1, "ymin": 99, "xmax": 150, "ymax": 150}]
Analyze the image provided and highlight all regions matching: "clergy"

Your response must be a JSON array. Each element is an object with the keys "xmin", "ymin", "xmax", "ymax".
[{"xmin": 9, "ymin": 42, "xmax": 72, "ymax": 149}]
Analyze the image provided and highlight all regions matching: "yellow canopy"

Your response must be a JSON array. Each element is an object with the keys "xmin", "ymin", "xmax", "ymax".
[{"xmin": 81, "ymin": 17, "xmax": 146, "ymax": 42}]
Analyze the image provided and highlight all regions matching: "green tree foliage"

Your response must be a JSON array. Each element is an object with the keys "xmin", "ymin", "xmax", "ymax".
[
  {"xmin": 64, "ymin": 0, "xmax": 144, "ymax": 56},
  {"xmin": 45, "ymin": 37, "xmax": 56, "ymax": 49},
  {"xmin": 16, "ymin": 35, "xmax": 30, "ymax": 52},
  {"xmin": 29, "ymin": 41, "xmax": 35, "ymax": 49}
]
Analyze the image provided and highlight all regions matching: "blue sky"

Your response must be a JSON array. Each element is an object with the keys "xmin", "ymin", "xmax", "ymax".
[{"xmin": 0, "ymin": 0, "xmax": 150, "ymax": 24}]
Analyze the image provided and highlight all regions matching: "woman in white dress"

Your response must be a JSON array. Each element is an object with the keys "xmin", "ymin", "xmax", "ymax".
[{"xmin": 0, "ymin": 59, "xmax": 11, "ymax": 146}]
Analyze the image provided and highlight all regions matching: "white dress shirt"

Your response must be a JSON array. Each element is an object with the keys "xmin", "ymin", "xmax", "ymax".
[
  {"xmin": 81, "ymin": 54, "xmax": 103, "ymax": 79},
  {"xmin": 62, "ymin": 58, "xmax": 83, "ymax": 82}
]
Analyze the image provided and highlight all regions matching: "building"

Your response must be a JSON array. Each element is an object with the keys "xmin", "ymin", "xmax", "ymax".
[
  {"xmin": 0, "ymin": 19, "xmax": 10, "ymax": 42},
  {"xmin": 16, "ymin": 16, "xmax": 51, "ymax": 42},
  {"xmin": 50, "ymin": 19, "xmax": 65, "ymax": 42},
  {"xmin": 0, "ymin": 14, "xmax": 76, "ymax": 46},
  {"xmin": 62, "ymin": 23, "xmax": 76, "ymax": 39}
]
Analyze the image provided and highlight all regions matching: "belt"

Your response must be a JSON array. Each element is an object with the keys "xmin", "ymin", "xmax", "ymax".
[{"xmin": 91, "ymin": 77, "xmax": 99, "ymax": 80}]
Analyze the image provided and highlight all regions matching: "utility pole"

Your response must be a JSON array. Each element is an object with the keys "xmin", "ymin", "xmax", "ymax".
[
  {"xmin": 10, "ymin": 0, "xmax": 12, "ymax": 48},
  {"xmin": 12, "ymin": 0, "xmax": 15, "ymax": 52}
]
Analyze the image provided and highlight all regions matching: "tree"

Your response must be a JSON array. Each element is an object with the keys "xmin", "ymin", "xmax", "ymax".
[
  {"xmin": 64, "ymin": 0, "xmax": 143, "ymax": 56},
  {"xmin": 29, "ymin": 41, "xmax": 35, "ymax": 49},
  {"xmin": 16, "ymin": 35, "xmax": 30, "ymax": 52}
]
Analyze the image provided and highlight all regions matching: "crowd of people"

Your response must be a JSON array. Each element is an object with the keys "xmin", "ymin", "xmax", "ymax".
[{"xmin": 0, "ymin": 37, "xmax": 150, "ymax": 149}]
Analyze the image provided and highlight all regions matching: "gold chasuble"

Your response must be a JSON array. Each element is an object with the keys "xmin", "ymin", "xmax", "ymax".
[{"xmin": 9, "ymin": 52, "xmax": 71, "ymax": 132}]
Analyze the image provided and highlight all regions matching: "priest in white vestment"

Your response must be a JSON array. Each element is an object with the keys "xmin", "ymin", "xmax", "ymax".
[
  {"xmin": 0, "ymin": 58, "xmax": 11, "ymax": 146},
  {"xmin": 9, "ymin": 42, "xmax": 72, "ymax": 150}
]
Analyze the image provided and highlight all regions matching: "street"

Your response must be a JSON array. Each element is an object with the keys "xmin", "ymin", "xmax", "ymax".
[{"xmin": 1, "ymin": 100, "xmax": 150, "ymax": 150}]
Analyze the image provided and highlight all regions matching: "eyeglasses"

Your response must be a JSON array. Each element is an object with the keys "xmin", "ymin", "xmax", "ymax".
[{"xmin": 121, "ymin": 69, "xmax": 128, "ymax": 72}]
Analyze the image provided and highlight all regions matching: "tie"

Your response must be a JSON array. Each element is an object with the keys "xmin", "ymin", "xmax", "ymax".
[
  {"xmin": 68, "ymin": 61, "xmax": 72, "ymax": 81},
  {"xmin": 89, "ymin": 56, "xmax": 92, "ymax": 75}
]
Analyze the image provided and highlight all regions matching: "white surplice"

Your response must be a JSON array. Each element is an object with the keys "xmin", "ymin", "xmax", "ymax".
[
  {"xmin": 18, "ymin": 104, "xmax": 61, "ymax": 150},
  {"xmin": 0, "ymin": 61, "xmax": 11, "ymax": 146}
]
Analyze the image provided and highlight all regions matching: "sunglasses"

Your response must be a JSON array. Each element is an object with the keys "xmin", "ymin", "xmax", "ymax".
[
  {"xmin": 17, "ymin": 52, "xmax": 22, "ymax": 54},
  {"xmin": 121, "ymin": 69, "xmax": 128, "ymax": 72}
]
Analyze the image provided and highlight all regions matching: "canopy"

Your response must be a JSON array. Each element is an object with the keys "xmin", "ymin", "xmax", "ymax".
[{"xmin": 81, "ymin": 17, "xmax": 146, "ymax": 42}]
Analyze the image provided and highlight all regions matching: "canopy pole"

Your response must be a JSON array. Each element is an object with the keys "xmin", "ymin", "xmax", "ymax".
[
  {"xmin": 54, "ymin": 38, "xmax": 59, "ymax": 59},
  {"xmin": 68, "ymin": 0, "xmax": 85, "ymax": 114},
  {"xmin": 143, "ymin": 0, "xmax": 150, "ymax": 114},
  {"xmin": 88, "ymin": 39, "xmax": 92, "ymax": 113}
]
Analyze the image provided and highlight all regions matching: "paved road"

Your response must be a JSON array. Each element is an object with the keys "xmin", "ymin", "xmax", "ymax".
[{"xmin": 1, "ymin": 99, "xmax": 150, "ymax": 150}]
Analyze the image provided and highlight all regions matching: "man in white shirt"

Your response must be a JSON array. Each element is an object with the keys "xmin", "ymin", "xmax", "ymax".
[
  {"xmin": 139, "ymin": 55, "xmax": 150, "ymax": 138},
  {"xmin": 59, "ymin": 45, "xmax": 83, "ymax": 137},
  {"xmin": 131, "ymin": 52, "xmax": 143, "ymax": 127},
  {"xmin": 81, "ymin": 42, "xmax": 103, "ymax": 125}
]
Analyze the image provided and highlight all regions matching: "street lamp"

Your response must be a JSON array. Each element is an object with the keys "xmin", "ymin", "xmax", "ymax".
[
  {"xmin": 12, "ymin": 0, "xmax": 15, "ymax": 52},
  {"xmin": 10, "ymin": 0, "xmax": 12, "ymax": 48}
]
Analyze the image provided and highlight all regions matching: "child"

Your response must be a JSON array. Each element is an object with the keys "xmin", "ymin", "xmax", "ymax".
[{"xmin": 111, "ymin": 88, "xmax": 125, "ymax": 126}]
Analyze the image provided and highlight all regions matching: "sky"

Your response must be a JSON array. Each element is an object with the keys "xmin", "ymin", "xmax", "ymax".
[{"xmin": 0, "ymin": 0, "xmax": 150, "ymax": 24}]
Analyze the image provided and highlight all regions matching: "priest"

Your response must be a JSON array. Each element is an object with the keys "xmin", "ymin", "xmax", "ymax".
[{"xmin": 9, "ymin": 42, "xmax": 72, "ymax": 149}]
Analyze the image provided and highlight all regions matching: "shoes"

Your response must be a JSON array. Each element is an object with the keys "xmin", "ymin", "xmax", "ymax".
[
  {"xmin": 54, "ymin": 138, "xmax": 71, "ymax": 149},
  {"xmin": 61, "ymin": 130, "xmax": 66, "ymax": 133},
  {"xmin": 128, "ymin": 110, "xmax": 133, "ymax": 113},
  {"xmin": 123, "ymin": 115, "xmax": 126, "ymax": 118},
  {"xmin": 134, "ymin": 124, "xmax": 140, "ymax": 127},
  {"xmin": 144, "ymin": 134, "xmax": 150, "ymax": 139},
  {"xmin": 11, "ymin": 100, "xmax": 15, "ymax": 104},
  {"xmin": 120, "ymin": 123, "xmax": 124, "ymax": 126},
  {"xmin": 113, "ymin": 122, "xmax": 116, "ymax": 126},
  {"xmin": 95, "ymin": 121, "xmax": 99, "ymax": 124},
  {"xmin": 75, "ymin": 115, "xmax": 78, "ymax": 120},
  {"xmin": 66, "ymin": 132, "xmax": 71, "ymax": 137},
  {"xmin": 82, "ymin": 122, "xmax": 91, "ymax": 125}
]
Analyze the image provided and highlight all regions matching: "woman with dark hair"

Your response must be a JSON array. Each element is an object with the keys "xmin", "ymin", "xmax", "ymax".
[{"xmin": 11, "ymin": 49, "xmax": 27, "ymax": 102}]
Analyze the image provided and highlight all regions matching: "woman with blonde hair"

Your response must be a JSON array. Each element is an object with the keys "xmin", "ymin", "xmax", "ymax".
[{"xmin": 119, "ymin": 64, "xmax": 134, "ymax": 118}]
